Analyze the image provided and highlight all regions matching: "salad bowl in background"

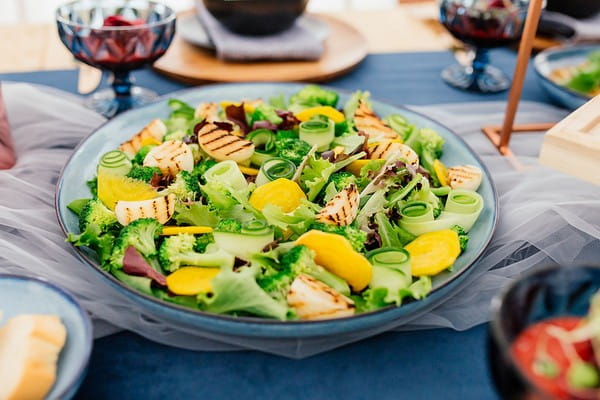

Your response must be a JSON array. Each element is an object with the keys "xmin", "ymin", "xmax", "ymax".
[
  {"xmin": 0, "ymin": 274, "xmax": 92, "ymax": 399},
  {"xmin": 56, "ymin": 83, "xmax": 497, "ymax": 345},
  {"xmin": 488, "ymin": 265, "xmax": 600, "ymax": 399},
  {"xmin": 534, "ymin": 45, "xmax": 600, "ymax": 110}
]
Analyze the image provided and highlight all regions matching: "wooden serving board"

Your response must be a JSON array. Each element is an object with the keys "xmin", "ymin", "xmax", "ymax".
[
  {"xmin": 539, "ymin": 95, "xmax": 600, "ymax": 185},
  {"xmin": 153, "ymin": 12, "xmax": 368, "ymax": 84}
]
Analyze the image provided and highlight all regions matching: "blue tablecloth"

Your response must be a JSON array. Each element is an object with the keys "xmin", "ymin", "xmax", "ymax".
[{"xmin": 0, "ymin": 49, "xmax": 549, "ymax": 400}]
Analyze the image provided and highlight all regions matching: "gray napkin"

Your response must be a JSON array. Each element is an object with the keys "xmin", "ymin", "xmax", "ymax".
[{"xmin": 195, "ymin": 2, "xmax": 325, "ymax": 62}]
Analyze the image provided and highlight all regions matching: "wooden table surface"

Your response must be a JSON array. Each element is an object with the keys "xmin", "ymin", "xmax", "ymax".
[{"xmin": 0, "ymin": 2, "xmax": 455, "ymax": 73}]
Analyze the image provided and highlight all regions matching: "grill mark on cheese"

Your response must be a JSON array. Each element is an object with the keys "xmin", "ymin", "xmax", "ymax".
[
  {"xmin": 447, "ymin": 165, "xmax": 482, "ymax": 190},
  {"xmin": 115, "ymin": 194, "xmax": 176, "ymax": 225},
  {"xmin": 201, "ymin": 133, "xmax": 230, "ymax": 146},
  {"xmin": 354, "ymin": 100, "xmax": 396, "ymax": 140},
  {"xmin": 119, "ymin": 119, "xmax": 166, "ymax": 155},
  {"xmin": 197, "ymin": 122, "xmax": 254, "ymax": 161},
  {"xmin": 225, "ymin": 141, "xmax": 253, "ymax": 156},
  {"xmin": 287, "ymin": 275, "xmax": 355, "ymax": 320},
  {"xmin": 142, "ymin": 140, "xmax": 194, "ymax": 177},
  {"xmin": 316, "ymin": 184, "xmax": 359, "ymax": 226}
]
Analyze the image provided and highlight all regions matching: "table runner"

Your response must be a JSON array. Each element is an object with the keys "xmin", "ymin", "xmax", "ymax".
[{"xmin": 1, "ymin": 82, "xmax": 599, "ymax": 357}]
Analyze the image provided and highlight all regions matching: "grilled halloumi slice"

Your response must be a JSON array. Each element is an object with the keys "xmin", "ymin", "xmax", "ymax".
[
  {"xmin": 354, "ymin": 99, "xmax": 397, "ymax": 141},
  {"xmin": 119, "ymin": 119, "xmax": 166, "ymax": 156},
  {"xmin": 287, "ymin": 274, "xmax": 355, "ymax": 320},
  {"xmin": 447, "ymin": 165, "xmax": 483, "ymax": 191},
  {"xmin": 194, "ymin": 102, "xmax": 219, "ymax": 121},
  {"xmin": 115, "ymin": 193, "xmax": 175, "ymax": 225},
  {"xmin": 143, "ymin": 140, "xmax": 194, "ymax": 177},
  {"xmin": 197, "ymin": 122, "xmax": 255, "ymax": 162},
  {"xmin": 316, "ymin": 183, "xmax": 359, "ymax": 226},
  {"xmin": 368, "ymin": 140, "xmax": 419, "ymax": 168}
]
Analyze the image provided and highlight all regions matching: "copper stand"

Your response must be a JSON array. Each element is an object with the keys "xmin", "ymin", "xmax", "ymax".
[{"xmin": 481, "ymin": 0, "xmax": 553, "ymax": 156}]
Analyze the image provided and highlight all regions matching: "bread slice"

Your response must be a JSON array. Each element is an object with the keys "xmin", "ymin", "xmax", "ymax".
[{"xmin": 0, "ymin": 315, "xmax": 67, "ymax": 400}]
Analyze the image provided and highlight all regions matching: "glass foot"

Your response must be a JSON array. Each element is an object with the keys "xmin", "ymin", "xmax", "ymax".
[
  {"xmin": 441, "ymin": 63, "xmax": 511, "ymax": 93},
  {"xmin": 85, "ymin": 87, "xmax": 159, "ymax": 118}
]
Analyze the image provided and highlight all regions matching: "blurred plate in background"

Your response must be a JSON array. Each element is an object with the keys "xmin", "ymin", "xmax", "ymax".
[
  {"xmin": 154, "ymin": 12, "xmax": 367, "ymax": 83},
  {"xmin": 177, "ymin": 12, "xmax": 330, "ymax": 49},
  {"xmin": 534, "ymin": 44, "xmax": 600, "ymax": 110}
]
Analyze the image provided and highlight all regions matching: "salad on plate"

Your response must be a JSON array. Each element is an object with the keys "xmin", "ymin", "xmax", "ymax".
[
  {"xmin": 550, "ymin": 50, "xmax": 600, "ymax": 98},
  {"xmin": 66, "ymin": 85, "xmax": 485, "ymax": 321}
]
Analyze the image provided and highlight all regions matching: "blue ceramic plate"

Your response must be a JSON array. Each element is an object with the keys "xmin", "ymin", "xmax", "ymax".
[
  {"xmin": 0, "ymin": 274, "xmax": 92, "ymax": 399},
  {"xmin": 56, "ymin": 83, "xmax": 497, "ymax": 339},
  {"xmin": 534, "ymin": 44, "xmax": 599, "ymax": 110}
]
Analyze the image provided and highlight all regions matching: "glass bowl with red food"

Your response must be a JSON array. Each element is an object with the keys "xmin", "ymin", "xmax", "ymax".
[
  {"xmin": 56, "ymin": 0, "xmax": 176, "ymax": 117},
  {"xmin": 489, "ymin": 265, "xmax": 600, "ymax": 400}
]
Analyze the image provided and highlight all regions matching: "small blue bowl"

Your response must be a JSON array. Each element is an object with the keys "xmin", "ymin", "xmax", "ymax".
[
  {"xmin": 0, "ymin": 274, "xmax": 93, "ymax": 399},
  {"xmin": 534, "ymin": 44, "xmax": 599, "ymax": 110}
]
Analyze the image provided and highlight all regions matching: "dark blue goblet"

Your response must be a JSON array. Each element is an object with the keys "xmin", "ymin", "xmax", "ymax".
[
  {"xmin": 440, "ymin": 0, "xmax": 529, "ymax": 93},
  {"xmin": 57, "ymin": 0, "xmax": 176, "ymax": 117}
]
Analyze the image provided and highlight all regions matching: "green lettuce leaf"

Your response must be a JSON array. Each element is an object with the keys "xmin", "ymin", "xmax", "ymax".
[
  {"xmin": 174, "ymin": 203, "xmax": 220, "ymax": 227},
  {"xmin": 197, "ymin": 264, "xmax": 289, "ymax": 320}
]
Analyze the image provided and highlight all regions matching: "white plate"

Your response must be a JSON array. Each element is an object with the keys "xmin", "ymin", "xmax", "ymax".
[{"xmin": 177, "ymin": 12, "xmax": 330, "ymax": 49}]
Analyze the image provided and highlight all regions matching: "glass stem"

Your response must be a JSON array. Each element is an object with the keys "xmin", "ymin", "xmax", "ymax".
[
  {"xmin": 472, "ymin": 48, "xmax": 489, "ymax": 77},
  {"xmin": 112, "ymin": 71, "xmax": 133, "ymax": 114}
]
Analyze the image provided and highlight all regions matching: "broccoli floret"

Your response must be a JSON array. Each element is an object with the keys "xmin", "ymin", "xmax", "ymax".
[
  {"xmin": 158, "ymin": 233, "xmax": 234, "ymax": 272},
  {"xmin": 251, "ymin": 103, "xmax": 283, "ymax": 125},
  {"xmin": 167, "ymin": 170, "xmax": 200, "ymax": 202},
  {"xmin": 328, "ymin": 171, "xmax": 357, "ymax": 192},
  {"xmin": 79, "ymin": 198, "xmax": 118, "ymax": 232},
  {"xmin": 282, "ymin": 245, "xmax": 349, "ymax": 293},
  {"xmin": 214, "ymin": 218, "xmax": 242, "ymax": 233},
  {"xmin": 191, "ymin": 159, "xmax": 218, "ymax": 184},
  {"xmin": 451, "ymin": 225, "xmax": 469, "ymax": 253},
  {"xmin": 257, "ymin": 267, "xmax": 294, "ymax": 302},
  {"xmin": 110, "ymin": 218, "xmax": 162, "ymax": 270},
  {"xmin": 67, "ymin": 223, "xmax": 115, "ymax": 268},
  {"xmin": 194, "ymin": 234, "xmax": 215, "ymax": 253},
  {"xmin": 86, "ymin": 176, "xmax": 98, "ymax": 198},
  {"xmin": 274, "ymin": 138, "xmax": 312, "ymax": 165},
  {"xmin": 308, "ymin": 222, "xmax": 367, "ymax": 253},
  {"xmin": 258, "ymin": 245, "xmax": 349, "ymax": 300},
  {"xmin": 126, "ymin": 165, "xmax": 161, "ymax": 183},
  {"xmin": 132, "ymin": 145, "xmax": 155, "ymax": 165},
  {"xmin": 275, "ymin": 130, "xmax": 298, "ymax": 140},
  {"xmin": 290, "ymin": 85, "xmax": 339, "ymax": 107}
]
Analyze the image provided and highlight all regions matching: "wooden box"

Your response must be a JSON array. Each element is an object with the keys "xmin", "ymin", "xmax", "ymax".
[{"xmin": 539, "ymin": 95, "xmax": 600, "ymax": 185}]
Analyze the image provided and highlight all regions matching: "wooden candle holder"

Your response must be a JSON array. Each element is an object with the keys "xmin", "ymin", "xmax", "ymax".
[{"xmin": 481, "ymin": 0, "xmax": 552, "ymax": 155}]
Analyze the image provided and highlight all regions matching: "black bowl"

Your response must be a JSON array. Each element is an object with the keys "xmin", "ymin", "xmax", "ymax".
[
  {"xmin": 202, "ymin": 0, "xmax": 308, "ymax": 36},
  {"xmin": 546, "ymin": 0, "xmax": 600, "ymax": 19},
  {"xmin": 488, "ymin": 265, "xmax": 600, "ymax": 400}
]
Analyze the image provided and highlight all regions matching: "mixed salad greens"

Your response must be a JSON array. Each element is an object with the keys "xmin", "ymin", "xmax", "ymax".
[
  {"xmin": 551, "ymin": 50, "xmax": 600, "ymax": 97},
  {"xmin": 66, "ymin": 85, "xmax": 485, "ymax": 321}
]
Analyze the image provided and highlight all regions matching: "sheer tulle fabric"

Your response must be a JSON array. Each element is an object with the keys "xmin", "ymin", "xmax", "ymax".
[{"xmin": 0, "ymin": 83, "xmax": 598, "ymax": 357}]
